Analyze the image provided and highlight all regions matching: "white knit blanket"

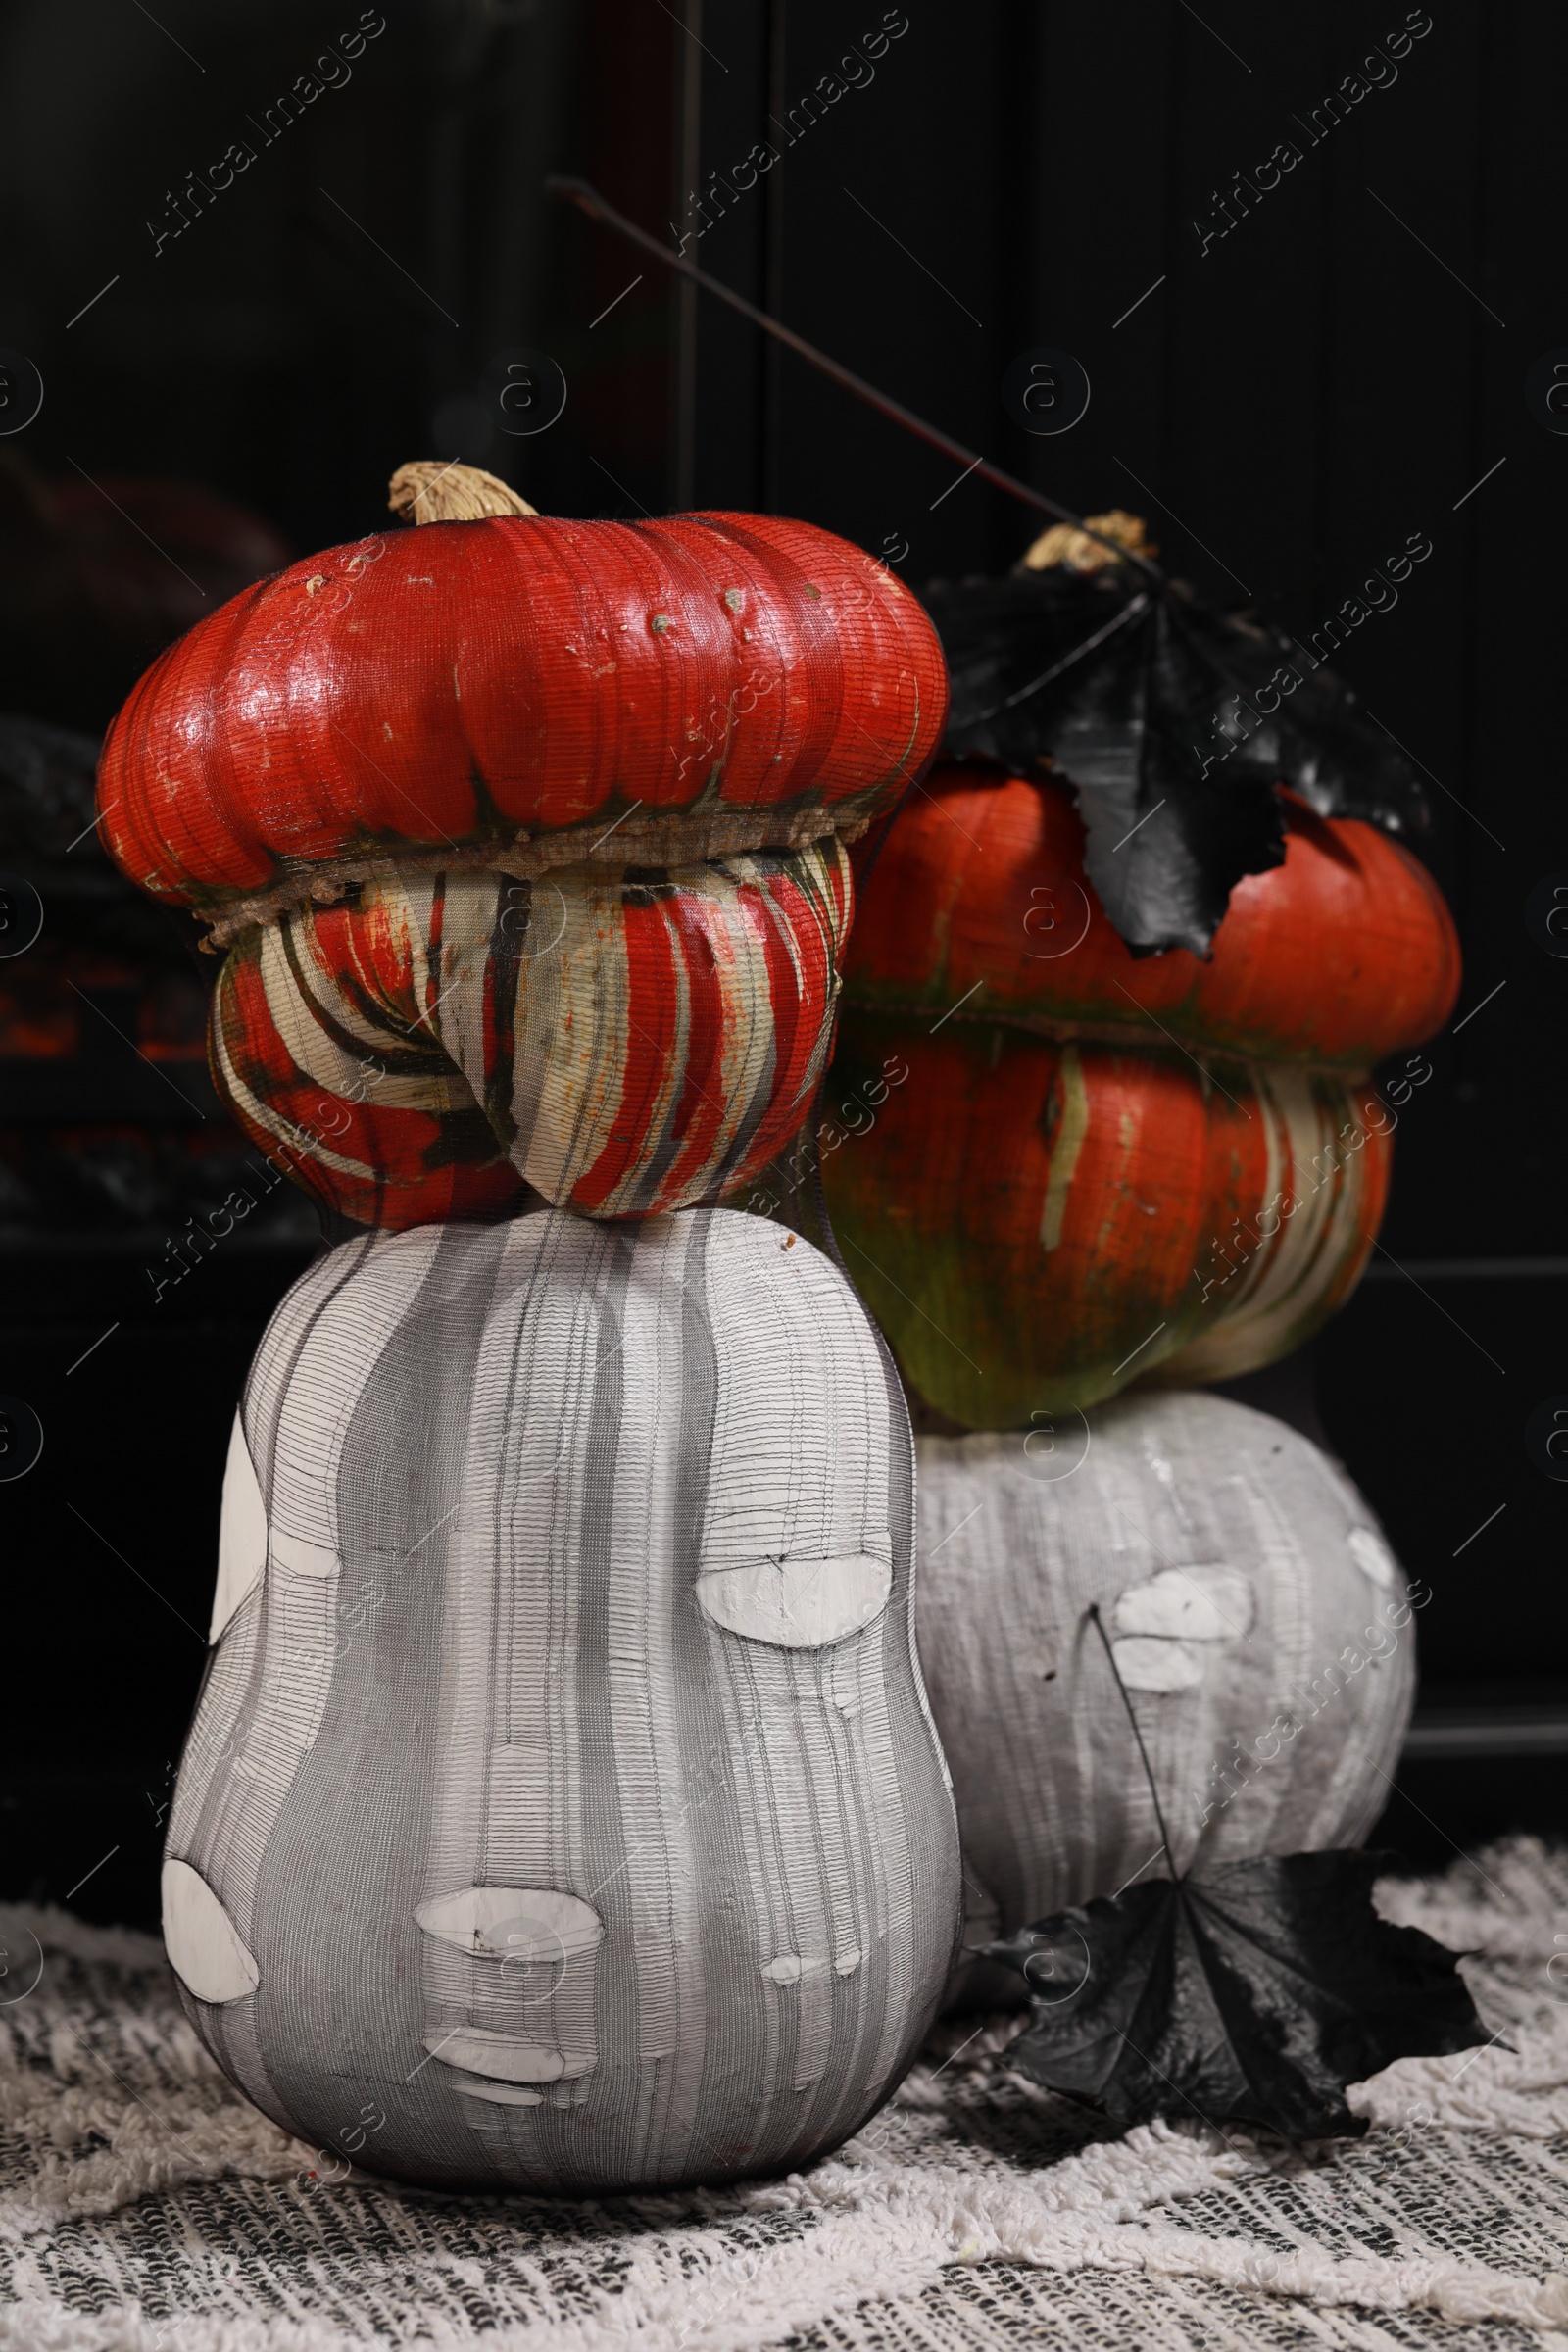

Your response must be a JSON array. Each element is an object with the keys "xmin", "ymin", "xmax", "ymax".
[{"xmin": 3, "ymin": 1840, "xmax": 1566, "ymax": 2350}]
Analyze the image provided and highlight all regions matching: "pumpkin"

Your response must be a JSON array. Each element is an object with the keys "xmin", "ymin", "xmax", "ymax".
[
  {"xmin": 97, "ymin": 465, "xmax": 947, "ymax": 941},
  {"xmin": 824, "ymin": 763, "xmax": 1459, "ymax": 1423},
  {"xmin": 925, "ymin": 507, "xmax": 1434, "ymax": 956},
  {"xmin": 826, "ymin": 1019, "xmax": 1394, "ymax": 1424},
  {"xmin": 96, "ymin": 462, "xmax": 942, "ymax": 1226},
  {"xmin": 211, "ymin": 845, "xmax": 849, "ymax": 1227},
  {"xmin": 913, "ymin": 1392, "xmax": 1416, "ymax": 2002},
  {"xmin": 164, "ymin": 1207, "xmax": 960, "ymax": 2193}
]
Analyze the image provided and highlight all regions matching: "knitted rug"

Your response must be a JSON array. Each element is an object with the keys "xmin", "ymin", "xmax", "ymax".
[{"xmin": 2, "ymin": 1841, "xmax": 1566, "ymax": 2351}]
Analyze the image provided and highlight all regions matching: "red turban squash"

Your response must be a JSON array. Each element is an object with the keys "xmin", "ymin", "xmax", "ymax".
[
  {"xmin": 824, "ymin": 763, "xmax": 1460, "ymax": 1424},
  {"xmin": 96, "ymin": 465, "xmax": 947, "ymax": 1224},
  {"xmin": 98, "ymin": 476, "xmax": 946, "ymax": 932},
  {"xmin": 214, "ymin": 846, "xmax": 851, "ymax": 1228}
]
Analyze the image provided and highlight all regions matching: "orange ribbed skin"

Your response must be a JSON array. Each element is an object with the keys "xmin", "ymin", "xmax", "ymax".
[
  {"xmin": 826, "ymin": 763, "xmax": 1454, "ymax": 1425},
  {"xmin": 844, "ymin": 763, "xmax": 1460, "ymax": 1065},
  {"xmin": 97, "ymin": 514, "xmax": 947, "ymax": 911}
]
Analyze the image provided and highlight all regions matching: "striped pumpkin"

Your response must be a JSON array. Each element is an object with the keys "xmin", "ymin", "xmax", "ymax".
[
  {"xmin": 914, "ymin": 1392, "xmax": 1416, "ymax": 2005},
  {"xmin": 825, "ymin": 765, "xmax": 1458, "ymax": 1424},
  {"xmin": 98, "ymin": 482, "xmax": 947, "ymax": 943},
  {"xmin": 212, "ymin": 845, "xmax": 851, "ymax": 1226},
  {"xmin": 826, "ymin": 1019, "xmax": 1392, "ymax": 1425},
  {"xmin": 164, "ymin": 1208, "xmax": 960, "ymax": 2193}
]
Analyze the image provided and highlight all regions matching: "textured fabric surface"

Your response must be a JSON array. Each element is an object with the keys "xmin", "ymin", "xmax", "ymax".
[
  {"xmin": 211, "ymin": 848, "xmax": 850, "ymax": 1228},
  {"xmin": 915, "ymin": 1395, "xmax": 1416, "ymax": 2003},
  {"xmin": 3, "ymin": 1841, "xmax": 1566, "ymax": 2347},
  {"xmin": 167, "ymin": 1210, "xmax": 960, "ymax": 2195}
]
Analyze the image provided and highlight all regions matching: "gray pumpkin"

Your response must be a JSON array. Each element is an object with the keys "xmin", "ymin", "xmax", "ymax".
[
  {"xmin": 164, "ymin": 1208, "xmax": 960, "ymax": 2192},
  {"xmin": 914, "ymin": 1393, "xmax": 1415, "ymax": 1999}
]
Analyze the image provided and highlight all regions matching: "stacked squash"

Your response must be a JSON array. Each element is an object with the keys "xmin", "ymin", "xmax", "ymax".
[
  {"xmin": 98, "ymin": 464, "xmax": 962, "ymax": 2192},
  {"xmin": 822, "ymin": 707, "xmax": 1446, "ymax": 1992},
  {"xmin": 101, "ymin": 461, "xmax": 948, "ymax": 1225},
  {"xmin": 826, "ymin": 760, "xmax": 1460, "ymax": 1425}
]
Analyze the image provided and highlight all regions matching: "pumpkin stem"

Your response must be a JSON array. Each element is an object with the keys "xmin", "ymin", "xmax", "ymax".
[
  {"xmin": 1018, "ymin": 509, "xmax": 1155, "ymax": 576},
  {"xmin": 388, "ymin": 461, "xmax": 539, "ymax": 524}
]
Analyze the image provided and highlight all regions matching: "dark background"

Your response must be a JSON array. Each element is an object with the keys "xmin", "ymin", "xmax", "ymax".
[{"xmin": 1, "ymin": 0, "xmax": 1562, "ymax": 1928}]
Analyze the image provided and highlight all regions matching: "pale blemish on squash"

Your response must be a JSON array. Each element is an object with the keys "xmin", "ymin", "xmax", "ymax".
[
  {"xmin": 1039, "ymin": 1044, "xmax": 1090, "ymax": 1253},
  {"xmin": 697, "ymin": 1553, "xmax": 891, "ymax": 1648},
  {"xmin": 1110, "ymin": 1635, "xmax": 1204, "ymax": 1692},
  {"xmin": 163, "ymin": 1858, "xmax": 260, "ymax": 2004}
]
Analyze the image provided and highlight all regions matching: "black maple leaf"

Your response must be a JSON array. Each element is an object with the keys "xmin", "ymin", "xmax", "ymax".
[
  {"xmin": 920, "ymin": 565, "xmax": 1430, "ymax": 957},
  {"xmin": 981, "ymin": 1607, "xmax": 1491, "ymax": 2139}
]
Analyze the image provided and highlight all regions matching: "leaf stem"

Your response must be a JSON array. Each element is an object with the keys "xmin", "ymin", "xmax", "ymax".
[
  {"xmin": 546, "ymin": 176, "xmax": 1166, "ymax": 588},
  {"xmin": 1086, "ymin": 1602, "xmax": 1177, "ymax": 1878}
]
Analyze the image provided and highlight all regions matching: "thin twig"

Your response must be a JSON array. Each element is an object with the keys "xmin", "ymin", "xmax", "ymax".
[
  {"xmin": 1086, "ymin": 1603, "xmax": 1177, "ymax": 1877},
  {"xmin": 546, "ymin": 175, "xmax": 1165, "ymax": 585}
]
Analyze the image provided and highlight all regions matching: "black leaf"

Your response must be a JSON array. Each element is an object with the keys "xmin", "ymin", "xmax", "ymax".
[
  {"xmin": 979, "ymin": 1605, "xmax": 1492, "ymax": 2140},
  {"xmin": 919, "ymin": 564, "xmax": 1431, "ymax": 956},
  {"xmin": 982, "ymin": 1847, "xmax": 1491, "ymax": 2140}
]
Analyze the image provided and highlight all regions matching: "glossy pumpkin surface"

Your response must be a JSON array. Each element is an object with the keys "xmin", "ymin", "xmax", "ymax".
[
  {"xmin": 99, "ymin": 514, "xmax": 946, "ymax": 915},
  {"xmin": 823, "ymin": 1014, "xmax": 1392, "ymax": 1426},
  {"xmin": 843, "ymin": 764, "xmax": 1460, "ymax": 1065},
  {"xmin": 213, "ymin": 844, "xmax": 850, "ymax": 1227}
]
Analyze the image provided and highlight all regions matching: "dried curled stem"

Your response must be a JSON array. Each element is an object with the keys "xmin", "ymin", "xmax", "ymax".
[
  {"xmin": 1018, "ymin": 509, "xmax": 1156, "ymax": 575},
  {"xmin": 388, "ymin": 461, "xmax": 539, "ymax": 525}
]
